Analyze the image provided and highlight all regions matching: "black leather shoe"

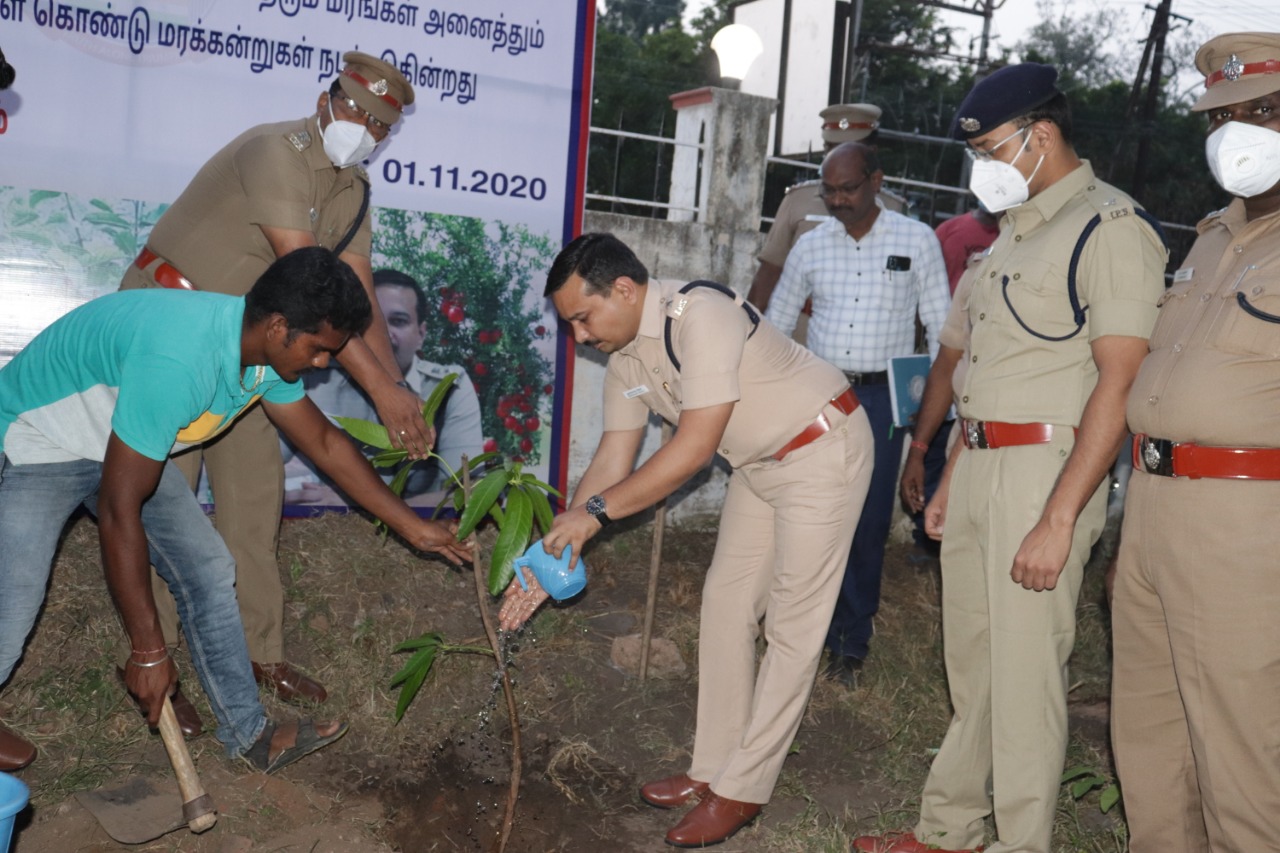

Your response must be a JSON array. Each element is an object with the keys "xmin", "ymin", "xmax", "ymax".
[
  {"xmin": 823, "ymin": 654, "xmax": 864, "ymax": 689},
  {"xmin": 252, "ymin": 661, "xmax": 328, "ymax": 704},
  {"xmin": 0, "ymin": 724, "xmax": 36, "ymax": 771},
  {"xmin": 117, "ymin": 666, "xmax": 204, "ymax": 738}
]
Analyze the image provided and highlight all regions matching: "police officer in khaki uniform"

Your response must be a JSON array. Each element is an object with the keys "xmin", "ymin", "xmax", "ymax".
[
  {"xmin": 1112, "ymin": 32, "xmax": 1280, "ymax": 853},
  {"xmin": 498, "ymin": 233, "xmax": 873, "ymax": 848},
  {"xmin": 119, "ymin": 53, "xmax": 422, "ymax": 725},
  {"xmin": 747, "ymin": 103, "xmax": 907, "ymax": 313},
  {"xmin": 854, "ymin": 64, "xmax": 1166, "ymax": 853}
]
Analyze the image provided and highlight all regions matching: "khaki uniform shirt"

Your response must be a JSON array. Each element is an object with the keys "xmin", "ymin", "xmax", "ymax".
[
  {"xmin": 758, "ymin": 180, "xmax": 908, "ymax": 267},
  {"xmin": 144, "ymin": 117, "xmax": 371, "ymax": 295},
  {"xmin": 1128, "ymin": 200, "xmax": 1280, "ymax": 447},
  {"xmin": 603, "ymin": 279, "xmax": 849, "ymax": 467},
  {"xmin": 954, "ymin": 162, "xmax": 1166, "ymax": 425}
]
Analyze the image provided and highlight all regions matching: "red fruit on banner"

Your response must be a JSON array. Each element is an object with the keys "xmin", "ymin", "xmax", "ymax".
[
  {"xmin": 520, "ymin": 438, "xmax": 533, "ymax": 453},
  {"xmin": 524, "ymin": 416, "xmax": 540, "ymax": 432},
  {"xmin": 497, "ymin": 401, "xmax": 512, "ymax": 417},
  {"xmin": 534, "ymin": 325, "xmax": 546, "ymax": 337},
  {"xmin": 483, "ymin": 438, "xmax": 498, "ymax": 453},
  {"xmin": 446, "ymin": 304, "xmax": 465, "ymax": 324},
  {"xmin": 504, "ymin": 415, "xmax": 521, "ymax": 432},
  {"xmin": 512, "ymin": 455, "xmax": 524, "ymax": 463},
  {"xmin": 522, "ymin": 385, "xmax": 534, "ymax": 396},
  {"xmin": 473, "ymin": 362, "xmax": 488, "ymax": 376},
  {"xmin": 489, "ymin": 330, "xmax": 502, "ymax": 343},
  {"xmin": 518, "ymin": 400, "xmax": 532, "ymax": 412},
  {"xmin": 543, "ymin": 384, "xmax": 554, "ymax": 395},
  {"xmin": 476, "ymin": 330, "xmax": 489, "ymax": 344}
]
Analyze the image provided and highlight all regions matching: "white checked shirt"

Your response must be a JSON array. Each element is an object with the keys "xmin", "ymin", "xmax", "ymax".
[{"xmin": 766, "ymin": 209, "xmax": 951, "ymax": 373}]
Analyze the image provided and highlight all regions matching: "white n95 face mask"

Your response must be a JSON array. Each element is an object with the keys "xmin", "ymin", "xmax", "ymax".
[
  {"xmin": 321, "ymin": 100, "xmax": 378, "ymax": 169},
  {"xmin": 1206, "ymin": 121, "xmax": 1280, "ymax": 198},
  {"xmin": 968, "ymin": 131, "xmax": 1044, "ymax": 213}
]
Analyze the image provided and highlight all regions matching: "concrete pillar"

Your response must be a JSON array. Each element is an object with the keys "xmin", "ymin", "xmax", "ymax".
[{"xmin": 667, "ymin": 87, "xmax": 777, "ymax": 229}]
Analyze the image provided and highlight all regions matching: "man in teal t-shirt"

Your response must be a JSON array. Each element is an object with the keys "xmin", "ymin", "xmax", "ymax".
[{"xmin": 0, "ymin": 247, "xmax": 470, "ymax": 773}]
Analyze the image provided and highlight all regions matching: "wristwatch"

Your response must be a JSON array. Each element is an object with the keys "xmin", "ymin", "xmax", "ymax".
[{"xmin": 585, "ymin": 494, "xmax": 613, "ymax": 528}]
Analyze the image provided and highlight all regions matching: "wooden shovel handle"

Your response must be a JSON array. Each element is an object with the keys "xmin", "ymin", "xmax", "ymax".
[{"xmin": 158, "ymin": 695, "xmax": 217, "ymax": 833}]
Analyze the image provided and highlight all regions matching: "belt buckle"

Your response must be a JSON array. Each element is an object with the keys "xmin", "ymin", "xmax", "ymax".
[
  {"xmin": 965, "ymin": 420, "xmax": 989, "ymax": 450},
  {"xmin": 1140, "ymin": 436, "xmax": 1174, "ymax": 476}
]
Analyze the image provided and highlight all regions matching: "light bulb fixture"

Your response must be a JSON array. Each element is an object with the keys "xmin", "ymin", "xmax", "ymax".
[{"xmin": 710, "ymin": 24, "xmax": 764, "ymax": 86}]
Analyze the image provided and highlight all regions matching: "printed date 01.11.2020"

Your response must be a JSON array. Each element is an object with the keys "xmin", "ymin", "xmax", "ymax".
[{"xmin": 381, "ymin": 159, "xmax": 548, "ymax": 201}]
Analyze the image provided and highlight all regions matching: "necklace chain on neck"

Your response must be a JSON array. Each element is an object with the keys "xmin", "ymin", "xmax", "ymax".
[{"xmin": 240, "ymin": 365, "xmax": 265, "ymax": 393}]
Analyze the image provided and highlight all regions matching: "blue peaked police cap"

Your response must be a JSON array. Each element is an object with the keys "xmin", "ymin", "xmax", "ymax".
[{"xmin": 951, "ymin": 63, "xmax": 1061, "ymax": 140}]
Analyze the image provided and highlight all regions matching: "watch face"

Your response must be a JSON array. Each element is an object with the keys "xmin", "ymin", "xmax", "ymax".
[{"xmin": 586, "ymin": 495, "xmax": 605, "ymax": 516}]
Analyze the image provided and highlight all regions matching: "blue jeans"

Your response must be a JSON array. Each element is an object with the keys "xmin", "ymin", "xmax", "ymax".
[
  {"xmin": 0, "ymin": 452, "xmax": 267, "ymax": 756},
  {"xmin": 825, "ymin": 384, "xmax": 904, "ymax": 660}
]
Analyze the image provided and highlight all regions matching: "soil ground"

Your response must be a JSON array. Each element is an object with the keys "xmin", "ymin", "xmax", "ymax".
[{"xmin": 2, "ymin": 510, "xmax": 1124, "ymax": 852}]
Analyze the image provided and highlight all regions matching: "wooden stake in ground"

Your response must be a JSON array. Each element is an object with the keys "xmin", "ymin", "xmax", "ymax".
[{"xmin": 639, "ymin": 422, "xmax": 673, "ymax": 681}]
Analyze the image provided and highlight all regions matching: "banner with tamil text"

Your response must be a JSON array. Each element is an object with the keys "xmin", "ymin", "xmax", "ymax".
[{"xmin": 0, "ymin": 0, "xmax": 594, "ymax": 507}]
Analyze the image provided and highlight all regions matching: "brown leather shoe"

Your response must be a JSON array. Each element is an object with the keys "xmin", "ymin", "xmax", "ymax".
[
  {"xmin": 664, "ymin": 792, "xmax": 760, "ymax": 848},
  {"xmin": 640, "ymin": 773, "xmax": 710, "ymax": 809},
  {"xmin": 116, "ymin": 666, "xmax": 204, "ymax": 739},
  {"xmin": 852, "ymin": 830, "xmax": 983, "ymax": 853},
  {"xmin": 252, "ymin": 661, "xmax": 328, "ymax": 704},
  {"xmin": 0, "ymin": 724, "xmax": 36, "ymax": 771}
]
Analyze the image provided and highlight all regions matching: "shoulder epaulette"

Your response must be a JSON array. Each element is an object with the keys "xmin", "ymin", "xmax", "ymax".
[
  {"xmin": 285, "ymin": 129, "xmax": 312, "ymax": 152},
  {"xmin": 785, "ymin": 178, "xmax": 820, "ymax": 194}
]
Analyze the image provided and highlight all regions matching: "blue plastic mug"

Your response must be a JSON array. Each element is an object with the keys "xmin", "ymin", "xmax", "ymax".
[
  {"xmin": 0, "ymin": 772, "xmax": 29, "ymax": 852},
  {"xmin": 513, "ymin": 541, "xmax": 588, "ymax": 601}
]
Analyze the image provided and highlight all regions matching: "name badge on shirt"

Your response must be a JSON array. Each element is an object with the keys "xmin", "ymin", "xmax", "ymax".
[
  {"xmin": 1173, "ymin": 267, "xmax": 1193, "ymax": 283},
  {"xmin": 886, "ymin": 255, "xmax": 912, "ymax": 271},
  {"xmin": 624, "ymin": 385, "xmax": 650, "ymax": 399},
  {"xmin": 804, "ymin": 214, "xmax": 833, "ymax": 222}
]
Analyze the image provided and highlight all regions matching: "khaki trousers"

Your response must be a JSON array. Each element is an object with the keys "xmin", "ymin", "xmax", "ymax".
[
  {"xmin": 119, "ymin": 262, "xmax": 286, "ymax": 664},
  {"xmin": 915, "ymin": 433, "xmax": 1106, "ymax": 853},
  {"xmin": 687, "ymin": 405, "xmax": 873, "ymax": 804},
  {"xmin": 1112, "ymin": 473, "xmax": 1280, "ymax": 853}
]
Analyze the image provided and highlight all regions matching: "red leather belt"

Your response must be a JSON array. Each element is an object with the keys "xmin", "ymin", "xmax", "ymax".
[
  {"xmin": 134, "ymin": 247, "xmax": 195, "ymax": 290},
  {"xmin": 772, "ymin": 388, "xmax": 860, "ymax": 461},
  {"xmin": 961, "ymin": 419, "xmax": 1064, "ymax": 450},
  {"xmin": 1133, "ymin": 434, "xmax": 1280, "ymax": 480}
]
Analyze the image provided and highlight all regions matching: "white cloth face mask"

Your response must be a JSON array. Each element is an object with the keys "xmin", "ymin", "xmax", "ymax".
[
  {"xmin": 968, "ymin": 130, "xmax": 1044, "ymax": 213},
  {"xmin": 1205, "ymin": 121, "xmax": 1280, "ymax": 198},
  {"xmin": 321, "ymin": 100, "xmax": 378, "ymax": 169}
]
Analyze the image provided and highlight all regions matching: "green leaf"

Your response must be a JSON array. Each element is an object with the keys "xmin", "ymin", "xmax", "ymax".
[
  {"xmin": 393, "ymin": 631, "xmax": 444, "ymax": 653},
  {"xmin": 465, "ymin": 451, "xmax": 501, "ymax": 470},
  {"xmin": 524, "ymin": 484, "xmax": 555, "ymax": 537},
  {"xmin": 390, "ymin": 633, "xmax": 445, "ymax": 721},
  {"xmin": 488, "ymin": 488, "xmax": 533, "ymax": 595},
  {"xmin": 456, "ymin": 468, "xmax": 510, "ymax": 539},
  {"xmin": 393, "ymin": 648, "xmax": 438, "ymax": 721},
  {"xmin": 89, "ymin": 198, "xmax": 114, "ymax": 212},
  {"xmin": 83, "ymin": 211, "xmax": 131, "ymax": 230},
  {"xmin": 387, "ymin": 462, "xmax": 413, "ymax": 499},
  {"xmin": 420, "ymin": 372, "xmax": 458, "ymax": 423},
  {"xmin": 520, "ymin": 476, "xmax": 564, "ymax": 500},
  {"xmin": 370, "ymin": 449, "xmax": 409, "ymax": 467},
  {"xmin": 28, "ymin": 190, "xmax": 61, "ymax": 206},
  {"xmin": 1060, "ymin": 766, "xmax": 1094, "ymax": 783},
  {"xmin": 333, "ymin": 415, "xmax": 393, "ymax": 449},
  {"xmin": 487, "ymin": 502, "xmax": 505, "ymax": 525},
  {"xmin": 1099, "ymin": 785, "xmax": 1121, "ymax": 813},
  {"xmin": 1071, "ymin": 777, "xmax": 1102, "ymax": 799}
]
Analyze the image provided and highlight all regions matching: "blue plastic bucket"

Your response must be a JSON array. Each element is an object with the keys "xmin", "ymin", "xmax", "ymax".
[{"xmin": 0, "ymin": 772, "xmax": 28, "ymax": 852}]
